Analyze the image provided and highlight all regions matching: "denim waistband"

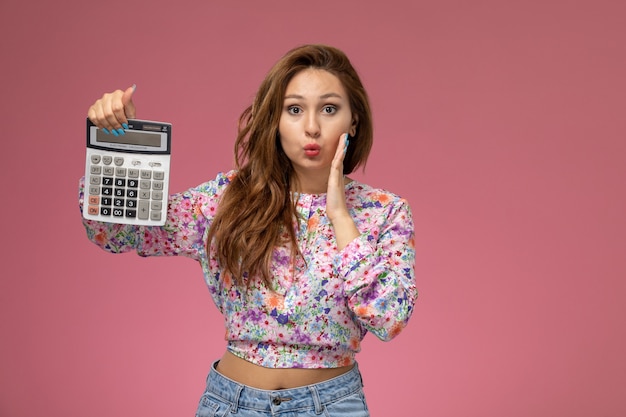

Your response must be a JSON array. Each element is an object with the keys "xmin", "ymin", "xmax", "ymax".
[{"xmin": 204, "ymin": 361, "xmax": 364, "ymax": 413}]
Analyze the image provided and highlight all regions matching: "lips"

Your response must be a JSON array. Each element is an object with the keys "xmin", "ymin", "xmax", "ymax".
[{"xmin": 304, "ymin": 144, "xmax": 321, "ymax": 157}]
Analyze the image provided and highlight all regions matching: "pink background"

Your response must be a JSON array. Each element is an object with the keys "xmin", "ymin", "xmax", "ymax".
[{"xmin": 1, "ymin": 1, "xmax": 625, "ymax": 416}]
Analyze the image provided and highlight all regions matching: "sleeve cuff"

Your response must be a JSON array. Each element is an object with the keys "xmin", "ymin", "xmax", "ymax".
[{"xmin": 333, "ymin": 233, "xmax": 377, "ymax": 283}]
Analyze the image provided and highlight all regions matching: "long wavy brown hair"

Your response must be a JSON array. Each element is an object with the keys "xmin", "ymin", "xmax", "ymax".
[{"xmin": 207, "ymin": 44, "xmax": 373, "ymax": 287}]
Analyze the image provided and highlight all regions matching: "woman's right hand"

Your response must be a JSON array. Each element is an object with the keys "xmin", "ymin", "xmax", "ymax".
[{"xmin": 87, "ymin": 85, "xmax": 136, "ymax": 135}]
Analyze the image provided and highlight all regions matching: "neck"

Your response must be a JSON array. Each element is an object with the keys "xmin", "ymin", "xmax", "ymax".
[
  {"xmin": 290, "ymin": 169, "xmax": 331, "ymax": 194},
  {"xmin": 290, "ymin": 172, "xmax": 352, "ymax": 195},
  {"xmin": 291, "ymin": 179, "xmax": 327, "ymax": 195}
]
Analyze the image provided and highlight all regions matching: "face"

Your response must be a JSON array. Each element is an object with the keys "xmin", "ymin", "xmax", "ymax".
[{"xmin": 278, "ymin": 68, "xmax": 356, "ymax": 186}]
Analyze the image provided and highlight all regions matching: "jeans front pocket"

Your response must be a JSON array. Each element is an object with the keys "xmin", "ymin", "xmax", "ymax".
[{"xmin": 323, "ymin": 388, "xmax": 370, "ymax": 417}]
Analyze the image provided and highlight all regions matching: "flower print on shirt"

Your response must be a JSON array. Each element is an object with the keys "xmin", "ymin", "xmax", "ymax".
[{"xmin": 79, "ymin": 170, "xmax": 417, "ymax": 368}]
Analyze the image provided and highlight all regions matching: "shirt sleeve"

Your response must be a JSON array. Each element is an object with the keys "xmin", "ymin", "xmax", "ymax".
[
  {"xmin": 334, "ymin": 198, "xmax": 417, "ymax": 341},
  {"xmin": 78, "ymin": 172, "xmax": 231, "ymax": 260}
]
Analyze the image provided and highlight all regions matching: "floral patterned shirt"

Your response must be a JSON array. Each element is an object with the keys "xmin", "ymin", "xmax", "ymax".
[{"xmin": 79, "ymin": 171, "xmax": 417, "ymax": 369}]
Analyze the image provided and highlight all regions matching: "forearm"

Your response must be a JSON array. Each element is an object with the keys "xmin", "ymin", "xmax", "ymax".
[
  {"xmin": 331, "ymin": 214, "xmax": 360, "ymax": 251},
  {"xmin": 334, "ymin": 199, "xmax": 417, "ymax": 340}
]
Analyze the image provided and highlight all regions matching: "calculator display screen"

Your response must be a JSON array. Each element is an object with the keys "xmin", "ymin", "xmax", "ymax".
[{"xmin": 96, "ymin": 129, "xmax": 161, "ymax": 147}]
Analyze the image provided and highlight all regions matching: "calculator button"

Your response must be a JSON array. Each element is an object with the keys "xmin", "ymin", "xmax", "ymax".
[
  {"xmin": 153, "ymin": 171, "xmax": 165, "ymax": 180},
  {"xmin": 89, "ymin": 185, "xmax": 100, "ymax": 195},
  {"xmin": 139, "ymin": 190, "xmax": 151, "ymax": 199},
  {"xmin": 114, "ymin": 188, "xmax": 125, "ymax": 197},
  {"xmin": 152, "ymin": 181, "xmax": 163, "ymax": 191},
  {"xmin": 88, "ymin": 195, "xmax": 100, "ymax": 205},
  {"xmin": 114, "ymin": 198, "xmax": 124, "ymax": 207},
  {"xmin": 102, "ymin": 156, "xmax": 113, "ymax": 165},
  {"xmin": 103, "ymin": 167, "xmax": 115, "ymax": 176},
  {"xmin": 102, "ymin": 187, "xmax": 112, "ymax": 196},
  {"xmin": 87, "ymin": 206, "xmax": 99, "ymax": 215},
  {"xmin": 150, "ymin": 201, "xmax": 162, "ymax": 211},
  {"xmin": 127, "ymin": 179, "xmax": 138, "ymax": 188},
  {"xmin": 127, "ymin": 189, "xmax": 137, "ymax": 198},
  {"xmin": 150, "ymin": 211, "xmax": 162, "ymax": 222},
  {"xmin": 102, "ymin": 177, "xmax": 114, "ymax": 186},
  {"xmin": 126, "ymin": 209, "xmax": 137, "ymax": 218},
  {"xmin": 115, "ymin": 167, "xmax": 127, "ymax": 177},
  {"xmin": 128, "ymin": 169, "xmax": 140, "ymax": 178},
  {"xmin": 140, "ymin": 180, "xmax": 151, "ymax": 190},
  {"xmin": 114, "ymin": 157, "xmax": 124, "ymax": 166},
  {"xmin": 115, "ymin": 178, "xmax": 126, "ymax": 187},
  {"xmin": 101, "ymin": 197, "xmax": 112, "ymax": 206},
  {"xmin": 90, "ymin": 155, "xmax": 101, "ymax": 164},
  {"xmin": 112, "ymin": 208, "xmax": 124, "ymax": 217},
  {"xmin": 152, "ymin": 190, "xmax": 163, "ymax": 201},
  {"xmin": 126, "ymin": 199, "xmax": 137, "ymax": 208},
  {"xmin": 138, "ymin": 201, "xmax": 150, "ymax": 220},
  {"xmin": 90, "ymin": 165, "xmax": 102, "ymax": 175},
  {"xmin": 101, "ymin": 207, "xmax": 111, "ymax": 216},
  {"xmin": 140, "ymin": 170, "xmax": 152, "ymax": 179},
  {"xmin": 89, "ymin": 176, "xmax": 101, "ymax": 185}
]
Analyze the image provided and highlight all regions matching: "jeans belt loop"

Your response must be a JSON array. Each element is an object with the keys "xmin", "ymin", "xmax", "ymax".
[{"xmin": 308, "ymin": 385, "xmax": 323, "ymax": 415}]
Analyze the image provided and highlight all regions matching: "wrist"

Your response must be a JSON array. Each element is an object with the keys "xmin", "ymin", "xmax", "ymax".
[
  {"xmin": 328, "ymin": 211, "xmax": 352, "ymax": 225},
  {"xmin": 331, "ymin": 214, "xmax": 360, "ymax": 250}
]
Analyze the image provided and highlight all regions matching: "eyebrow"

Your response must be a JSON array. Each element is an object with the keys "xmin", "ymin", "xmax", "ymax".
[{"xmin": 284, "ymin": 93, "xmax": 343, "ymax": 100}]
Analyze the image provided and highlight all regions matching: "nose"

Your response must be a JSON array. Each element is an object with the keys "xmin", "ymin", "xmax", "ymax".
[{"xmin": 305, "ymin": 113, "xmax": 321, "ymax": 138}]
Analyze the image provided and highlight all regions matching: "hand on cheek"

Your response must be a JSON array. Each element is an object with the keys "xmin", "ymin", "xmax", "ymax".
[{"xmin": 326, "ymin": 133, "xmax": 359, "ymax": 250}]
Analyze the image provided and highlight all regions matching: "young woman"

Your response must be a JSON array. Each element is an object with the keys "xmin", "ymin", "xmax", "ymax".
[{"xmin": 81, "ymin": 44, "xmax": 417, "ymax": 417}]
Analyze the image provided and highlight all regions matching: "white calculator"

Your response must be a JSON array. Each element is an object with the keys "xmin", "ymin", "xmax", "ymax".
[{"xmin": 83, "ymin": 118, "xmax": 172, "ymax": 226}]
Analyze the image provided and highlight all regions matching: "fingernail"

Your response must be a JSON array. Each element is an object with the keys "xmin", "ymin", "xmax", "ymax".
[
  {"xmin": 122, "ymin": 123, "xmax": 129, "ymax": 129},
  {"xmin": 102, "ymin": 128, "xmax": 110, "ymax": 134},
  {"xmin": 111, "ymin": 129, "xmax": 119, "ymax": 137},
  {"xmin": 117, "ymin": 128, "xmax": 125, "ymax": 135},
  {"xmin": 132, "ymin": 84, "xmax": 137, "ymax": 93}
]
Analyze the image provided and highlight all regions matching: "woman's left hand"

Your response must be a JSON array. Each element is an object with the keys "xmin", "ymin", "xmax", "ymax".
[{"xmin": 327, "ymin": 133, "xmax": 360, "ymax": 250}]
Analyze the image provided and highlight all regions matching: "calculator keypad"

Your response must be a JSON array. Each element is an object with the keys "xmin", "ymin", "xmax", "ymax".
[{"xmin": 87, "ymin": 153, "xmax": 167, "ymax": 224}]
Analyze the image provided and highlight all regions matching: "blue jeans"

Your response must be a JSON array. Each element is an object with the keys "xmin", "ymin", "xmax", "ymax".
[{"xmin": 195, "ymin": 361, "xmax": 370, "ymax": 416}]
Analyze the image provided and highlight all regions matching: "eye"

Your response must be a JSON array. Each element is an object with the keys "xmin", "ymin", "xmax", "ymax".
[
  {"xmin": 287, "ymin": 106, "xmax": 302, "ymax": 115},
  {"xmin": 322, "ymin": 105, "xmax": 337, "ymax": 114}
]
